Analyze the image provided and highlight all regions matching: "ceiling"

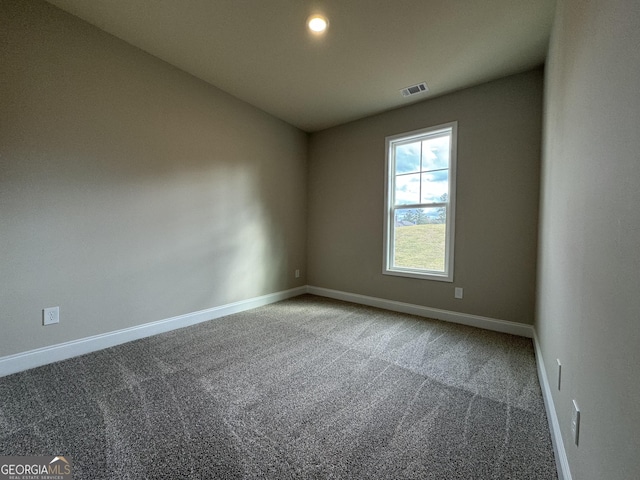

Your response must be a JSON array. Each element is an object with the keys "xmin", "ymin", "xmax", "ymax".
[{"xmin": 46, "ymin": 0, "xmax": 556, "ymax": 132}]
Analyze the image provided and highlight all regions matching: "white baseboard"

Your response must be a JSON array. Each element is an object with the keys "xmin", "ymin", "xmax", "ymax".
[
  {"xmin": 533, "ymin": 330, "xmax": 572, "ymax": 480},
  {"xmin": 0, "ymin": 286, "xmax": 307, "ymax": 378},
  {"xmin": 307, "ymin": 286, "xmax": 534, "ymax": 338}
]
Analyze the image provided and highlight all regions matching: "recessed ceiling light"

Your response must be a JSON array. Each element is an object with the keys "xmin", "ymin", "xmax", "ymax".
[{"xmin": 307, "ymin": 15, "xmax": 329, "ymax": 34}]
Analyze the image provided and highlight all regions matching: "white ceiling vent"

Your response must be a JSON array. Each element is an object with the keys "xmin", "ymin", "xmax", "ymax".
[{"xmin": 400, "ymin": 82, "xmax": 429, "ymax": 97}]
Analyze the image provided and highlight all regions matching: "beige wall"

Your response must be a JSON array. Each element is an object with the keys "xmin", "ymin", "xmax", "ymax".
[
  {"xmin": 0, "ymin": 0, "xmax": 307, "ymax": 357},
  {"xmin": 308, "ymin": 70, "xmax": 543, "ymax": 325},
  {"xmin": 537, "ymin": 0, "xmax": 640, "ymax": 478}
]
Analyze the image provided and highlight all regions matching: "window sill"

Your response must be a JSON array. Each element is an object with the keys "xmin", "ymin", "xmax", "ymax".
[{"xmin": 383, "ymin": 268, "xmax": 453, "ymax": 282}]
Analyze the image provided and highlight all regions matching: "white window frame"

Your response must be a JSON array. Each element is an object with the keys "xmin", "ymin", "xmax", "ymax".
[{"xmin": 383, "ymin": 121, "xmax": 457, "ymax": 282}]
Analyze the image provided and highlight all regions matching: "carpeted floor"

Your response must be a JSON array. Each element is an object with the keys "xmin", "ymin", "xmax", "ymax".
[{"xmin": 0, "ymin": 295, "xmax": 557, "ymax": 479}]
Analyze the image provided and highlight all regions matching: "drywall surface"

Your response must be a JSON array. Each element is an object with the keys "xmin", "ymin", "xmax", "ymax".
[
  {"xmin": 0, "ymin": 0, "xmax": 307, "ymax": 357},
  {"xmin": 537, "ymin": 0, "xmax": 640, "ymax": 478},
  {"xmin": 308, "ymin": 70, "xmax": 543, "ymax": 324}
]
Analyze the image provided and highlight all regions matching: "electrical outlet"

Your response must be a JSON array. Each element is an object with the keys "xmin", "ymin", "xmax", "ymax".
[
  {"xmin": 43, "ymin": 306, "xmax": 59, "ymax": 326},
  {"xmin": 571, "ymin": 399, "xmax": 580, "ymax": 446},
  {"xmin": 295, "ymin": 269, "xmax": 300, "ymax": 278},
  {"xmin": 454, "ymin": 287, "xmax": 463, "ymax": 299},
  {"xmin": 557, "ymin": 359, "xmax": 562, "ymax": 390}
]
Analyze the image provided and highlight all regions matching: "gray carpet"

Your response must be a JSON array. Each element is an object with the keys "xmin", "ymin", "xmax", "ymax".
[{"xmin": 0, "ymin": 294, "xmax": 557, "ymax": 479}]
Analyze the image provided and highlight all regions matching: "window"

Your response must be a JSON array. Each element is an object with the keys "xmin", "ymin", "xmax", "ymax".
[{"xmin": 383, "ymin": 122, "xmax": 457, "ymax": 281}]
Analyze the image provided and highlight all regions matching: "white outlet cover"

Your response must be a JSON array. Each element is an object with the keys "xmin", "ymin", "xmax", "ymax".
[
  {"xmin": 454, "ymin": 287, "xmax": 463, "ymax": 299},
  {"xmin": 571, "ymin": 399, "xmax": 580, "ymax": 446},
  {"xmin": 43, "ymin": 306, "xmax": 59, "ymax": 326}
]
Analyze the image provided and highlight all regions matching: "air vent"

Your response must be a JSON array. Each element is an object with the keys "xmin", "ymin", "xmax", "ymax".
[{"xmin": 400, "ymin": 82, "xmax": 429, "ymax": 97}]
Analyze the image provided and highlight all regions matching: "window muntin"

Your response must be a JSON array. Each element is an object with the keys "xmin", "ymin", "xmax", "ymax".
[{"xmin": 384, "ymin": 122, "xmax": 457, "ymax": 281}]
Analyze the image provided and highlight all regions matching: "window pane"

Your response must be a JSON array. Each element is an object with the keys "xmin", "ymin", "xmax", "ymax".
[
  {"xmin": 421, "ymin": 134, "xmax": 450, "ymax": 171},
  {"xmin": 395, "ymin": 142, "xmax": 421, "ymax": 174},
  {"xmin": 393, "ymin": 207, "xmax": 447, "ymax": 272},
  {"xmin": 395, "ymin": 173, "xmax": 420, "ymax": 205},
  {"xmin": 420, "ymin": 170, "xmax": 449, "ymax": 204}
]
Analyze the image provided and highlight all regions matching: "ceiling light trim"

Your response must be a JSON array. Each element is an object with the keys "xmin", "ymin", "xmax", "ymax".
[{"xmin": 307, "ymin": 14, "xmax": 329, "ymax": 34}]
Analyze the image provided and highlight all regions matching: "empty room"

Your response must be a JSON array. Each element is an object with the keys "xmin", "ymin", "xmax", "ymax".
[{"xmin": 1, "ymin": 0, "xmax": 638, "ymax": 479}]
